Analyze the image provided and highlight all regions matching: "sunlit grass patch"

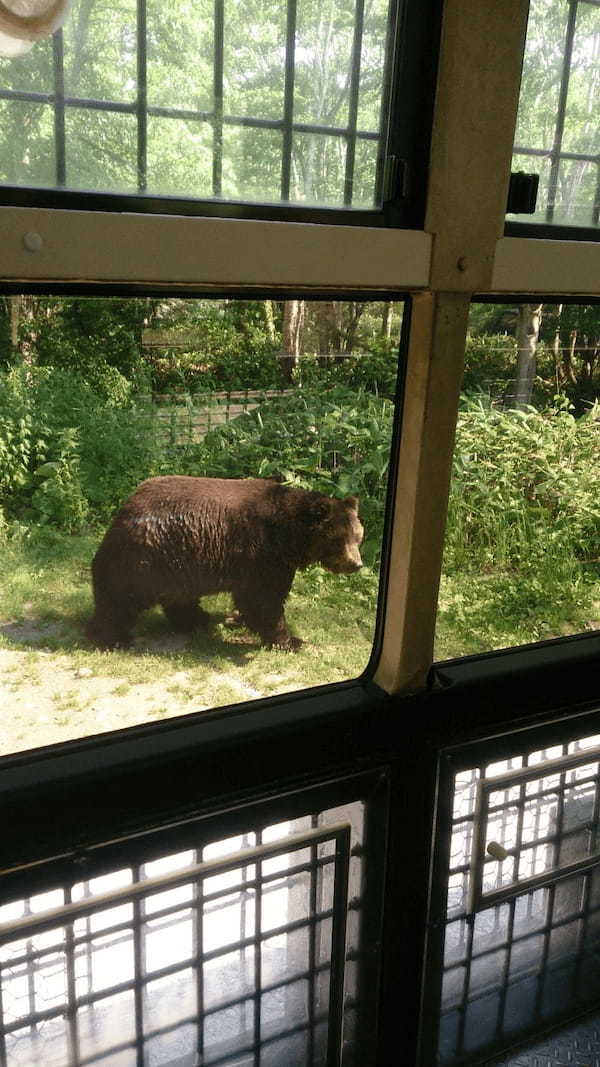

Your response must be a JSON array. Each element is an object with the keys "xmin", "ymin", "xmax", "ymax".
[
  {"xmin": 435, "ymin": 565, "xmax": 600, "ymax": 661},
  {"xmin": 0, "ymin": 526, "xmax": 380, "ymax": 735}
]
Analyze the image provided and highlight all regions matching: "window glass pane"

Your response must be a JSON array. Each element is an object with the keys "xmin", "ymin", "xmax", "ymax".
[
  {"xmin": 146, "ymin": 117, "xmax": 213, "ymax": 199},
  {"xmin": 434, "ymin": 731, "xmax": 600, "ymax": 1065},
  {"xmin": 435, "ymin": 300, "xmax": 600, "ymax": 662},
  {"xmin": 509, "ymin": 0, "xmax": 600, "ymax": 229},
  {"xmin": 0, "ymin": 101, "xmax": 55, "ymax": 186},
  {"xmin": 66, "ymin": 111, "xmax": 138, "ymax": 194},
  {"xmin": 62, "ymin": 0, "xmax": 137, "ymax": 104},
  {"xmin": 146, "ymin": 0, "xmax": 213, "ymax": 113},
  {"xmin": 0, "ymin": 295, "xmax": 402, "ymax": 756},
  {"xmin": 0, "ymin": 801, "xmax": 365, "ymax": 1067},
  {"xmin": 0, "ymin": 0, "xmax": 396, "ymax": 210}
]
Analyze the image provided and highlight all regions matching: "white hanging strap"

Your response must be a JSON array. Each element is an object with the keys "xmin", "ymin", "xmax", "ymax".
[{"xmin": 0, "ymin": 0, "xmax": 69, "ymax": 57}]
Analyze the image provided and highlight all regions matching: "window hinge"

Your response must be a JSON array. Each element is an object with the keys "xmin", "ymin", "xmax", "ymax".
[
  {"xmin": 382, "ymin": 155, "xmax": 408, "ymax": 203},
  {"xmin": 506, "ymin": 171, "xmax": 539, "ymax": 214}
]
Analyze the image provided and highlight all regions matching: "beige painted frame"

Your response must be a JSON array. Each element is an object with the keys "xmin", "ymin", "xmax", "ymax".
[{"xmin": 1, "ymin": 0, "xmax": 599, "ymax": 696}]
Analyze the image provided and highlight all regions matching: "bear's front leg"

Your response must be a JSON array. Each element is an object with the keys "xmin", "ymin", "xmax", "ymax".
[
  {"xmin": 86, "ymin": 593, "xmax": 138, "ymax": 649},
  {"xmin": 232, "ymin": 575, "xmax": 302, "ymax": 652}
]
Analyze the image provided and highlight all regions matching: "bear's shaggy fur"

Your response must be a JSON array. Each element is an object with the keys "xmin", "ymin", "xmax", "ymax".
[{"xmin": 86, "ymin": 475, "xmax": 364, "ymax": 652}]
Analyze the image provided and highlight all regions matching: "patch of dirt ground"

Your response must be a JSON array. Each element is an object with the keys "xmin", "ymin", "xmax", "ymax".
[{"xmin": 0, "ymin": 639, "xmax": 269, "ymax": 756}]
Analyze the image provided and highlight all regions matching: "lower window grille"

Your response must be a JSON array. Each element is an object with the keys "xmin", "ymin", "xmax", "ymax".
[
  {"xmin": 0, "ymin": 804, "xmax": 365, "ymax": 1067},
  {"xmin": 437, "ymin": 731, "xmax": 600, "ymax": 1065}
]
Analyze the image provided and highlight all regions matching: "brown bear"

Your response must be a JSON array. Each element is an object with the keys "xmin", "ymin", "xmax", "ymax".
[{"xmin": 86, "ymin": 475, "xmax": 364, "ymax": 652}]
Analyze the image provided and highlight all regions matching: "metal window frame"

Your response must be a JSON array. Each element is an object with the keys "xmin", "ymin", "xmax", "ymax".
[
  {"xmin": 468, "ymin": 746, "xmax": 600, "ymax": 912},
  {"xmin": 0, "ymin": 0, "xmax": 442, "ymax": 230},
  {"xmin": 507, "ymin": 0, "xmax": 600, "ymax": 241},
  {"xmin": 0, "ymin": 823, "xmax": 352, "ymax": 1067},
  {"xmin": 4, "ymin": 1, "xmax": 600, "ymax": 1066}
]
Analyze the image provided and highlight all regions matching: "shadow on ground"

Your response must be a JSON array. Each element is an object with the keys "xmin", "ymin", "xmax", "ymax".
[{"xmin": 0, "ymin": 609, "xmax": 260, "ymax": 666}]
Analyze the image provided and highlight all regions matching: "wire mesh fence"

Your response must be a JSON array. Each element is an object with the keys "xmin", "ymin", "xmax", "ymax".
[{"xmin": 133, "ymin": 390, "xmax": 292, "ymax": 449}]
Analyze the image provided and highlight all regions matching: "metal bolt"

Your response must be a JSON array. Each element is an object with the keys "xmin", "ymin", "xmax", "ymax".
[{"xmin": 23, "ymin": 231, "xmax": 43, "ymax": 253}]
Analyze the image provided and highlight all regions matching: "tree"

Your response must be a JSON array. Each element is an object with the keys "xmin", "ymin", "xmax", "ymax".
[
  {"xmin": 280, "ymin": 300, "xmax": 305, "ymax": 382},
  {"xmin": 509, "ymin": 303, "xmax": 543, "ymax": 410}
]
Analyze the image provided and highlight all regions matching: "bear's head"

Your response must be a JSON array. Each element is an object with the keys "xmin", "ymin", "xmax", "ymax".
[{"xmin": 314, "ymin": 495, "xmax": 364, "ymax": 575}]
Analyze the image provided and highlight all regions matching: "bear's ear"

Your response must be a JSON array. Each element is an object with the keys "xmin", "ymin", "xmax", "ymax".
[{"xmin": 345, "ymin": 495, "xmax": 359, "ymax": 511}]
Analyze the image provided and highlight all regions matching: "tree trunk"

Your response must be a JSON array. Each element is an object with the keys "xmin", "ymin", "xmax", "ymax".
[
  {"xmin": 314, "ymin": 301, "xmax": 341, "ymax": 365},
  {"xmin": 9, "ymin": 295, "xmax": 21, "ymax": 354},
  {"xmin": 263, "ymin": 300, "xmax": 276, "ymax": 344},
  {"xmin": 280, "ymin": 300, "xmax": 305, "ymax": 382},
  {"xmin": 381, "ymin": 302, "xmax": 393, "ymax": 339},
  {"xmin": 509, "ymin": 303, "xmax": 543, "ymax": 410}
]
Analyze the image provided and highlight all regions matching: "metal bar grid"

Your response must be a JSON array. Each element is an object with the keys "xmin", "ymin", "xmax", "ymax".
[
  {"xmin": 437, "ymin": 732, "xmax": 600, "ymax": 1066},
  {"xmin": 0, "ymin": 0, "xmax": 387, "ymax": 209},
  {"xmin": 469, "ymin": 745, "xmax": 600, "ymax": 911},
  {"xmin": 0, "ymin": 820, "xmax": 354, "ymax": 1067},
  {"xmin": 511, "ymin": 0, "xmax": 600, "ymax": 228}
]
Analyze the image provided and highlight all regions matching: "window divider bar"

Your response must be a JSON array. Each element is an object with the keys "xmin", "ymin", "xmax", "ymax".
[
  {"xmin": 344, "ymin": 0, "xmax": 366, "ymax": 207},
  {"xmin": 308, "ymin": 814, "xmax": 319, "ymax": 1064},
  {"xmin": 212, "ymin": 0, "xmax": 225, "ymax": 198},
  {"xmin": 253, "ymin": 828, "xmax": 263, "ymax": 1067},
  {"xmin": 52, "ymin": 30, "xmax": 67, "ymax": 187},
  {"xmin": 194, "ymin": 847, "xmax": 205, "ymax": 1064},
  {"xmin": 136, "ymin": 0, "xmax": 148, "ymax": 193},
  {"xmin": 64, "ymin": 884, "xmax": 81, "ymax": 1065},
  {"xmin": 132, "ymin": 863, "xmax": 145, "ymax": 1067},
  {"xmin": 593, "ymin": 162, "xmax": 600, "ymax": 226},
  {"xmin": 281, "ymin": 0, "xmax": 297, "ymax": 202},
  {"xmin": 328, "ymin": 824, "xmax": 351, "ymax": 1064},
  {"xmin": 546, "ymin": 0, "xmax": 579, "ymax": 223}
]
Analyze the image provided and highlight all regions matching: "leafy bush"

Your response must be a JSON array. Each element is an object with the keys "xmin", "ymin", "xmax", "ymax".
[
  {"xmin": 0, "ymin": 366, "xmax": 163, "ymax": 528},
  {"xmin": 294, "ymin": 338, "xmax": 398, "ymax": 396},
  {"xmin": 30, "ymin": 428, "xmax": 89, "ymax": 531},
  {"xmin": 444, "ymin": 396, "xmax": 600, "ymax": 576}
]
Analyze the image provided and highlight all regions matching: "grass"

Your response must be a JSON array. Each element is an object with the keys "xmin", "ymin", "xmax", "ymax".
[
  {"xmin": 434, "ymin": 564, "xmax": 600, "ymax": 661},
  {"xmin": 0, "ymin": 525, "xmax": 380, "ymax": 699},
  {"xmin": 3, "ymin": 524, "xmax": 600, "ymax": 755}
]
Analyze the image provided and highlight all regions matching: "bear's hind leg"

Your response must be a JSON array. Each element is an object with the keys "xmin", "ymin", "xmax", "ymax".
[{"xmin": 161, "ymin": 601, "xmax": 211, "ymax": 633}]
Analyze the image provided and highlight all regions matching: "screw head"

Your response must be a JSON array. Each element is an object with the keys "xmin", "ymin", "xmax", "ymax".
[{"xmin": 23, "ymin": 231, "xmax": 43, "ymax": 253}]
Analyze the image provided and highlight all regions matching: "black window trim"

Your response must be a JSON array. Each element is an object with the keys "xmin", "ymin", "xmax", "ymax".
[{"xmin": 505, "ymin": 219, "xmax": 600, "ymax": 243}]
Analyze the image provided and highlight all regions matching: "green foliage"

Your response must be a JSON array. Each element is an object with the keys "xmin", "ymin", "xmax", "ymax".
[
  {"xmin": 33, "ymin": 297, "xmax": 145, "ymax": 388},
  {"xmin": 30, "ymin": 428, "xmax": 89, "ymax": 531},
  {"xmin": 444, "ymin": 396, "xmax": 600, "ymax": 578},
  {"xmin": 144, "ymin": 301, "xmax": 282, "ymax": 393},
  {"xmin": 295, "ymin": 337, "xmax": 398, "ymax": 396},
  {"xmin": 0, "ymin": 366, "xmax": 162, "ymax": 528}
]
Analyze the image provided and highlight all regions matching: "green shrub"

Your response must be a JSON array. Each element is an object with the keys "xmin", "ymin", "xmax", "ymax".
[
  {"xmin": 0, "ymin": 366, "xmax": 165, "ymax": 529},
  {"xmin": 444, "ymin": 396, "xmax": 600, "ymax": 577},
  {"xmin": 294, "ymin": 338, "xmax": 398, "ymax": 396},
  {"xmin": 30, "ymin": 428, "xmax": 89, "ymax": 531}
]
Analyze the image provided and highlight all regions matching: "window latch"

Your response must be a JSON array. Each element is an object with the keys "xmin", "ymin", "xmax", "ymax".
[{"xmin": 506, "ymin": 171, "xmax": 539, "ymax": 214}]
